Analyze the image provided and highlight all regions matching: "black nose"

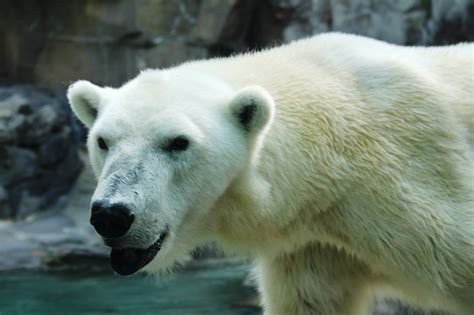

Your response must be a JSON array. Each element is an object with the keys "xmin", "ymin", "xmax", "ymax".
[{"xmin": 90, "ymin": 201, "xmax": 135, "ymax": 238}]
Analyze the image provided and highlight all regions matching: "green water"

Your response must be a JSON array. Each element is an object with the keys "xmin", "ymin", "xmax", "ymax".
[{"xmin": 0, "ymin": 261, "xmax": 260, "ymax": 315}]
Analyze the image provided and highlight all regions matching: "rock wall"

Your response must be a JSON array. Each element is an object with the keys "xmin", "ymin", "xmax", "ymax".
[
  {"xmin": 1, "ymin": 0, "xmax": 472, "ymax": 89},
  {"xmin": 0, "ymin": 86, "xmax": 82, "ymax": 219}
]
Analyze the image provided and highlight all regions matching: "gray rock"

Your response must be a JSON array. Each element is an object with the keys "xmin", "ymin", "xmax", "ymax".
[
  {"xmin": 138, "ymin": 40, "xmax": 208, "ymax": 70},
  {"xmin": 193, "ymin": 0, "xmax": 240, "ymax": 44},
  {"xmin": 277, "ymin": 0, "xmax": 472, "ymax": 45},
  {"xmin": 0, "ymin": 1, "xmax": 46, "ymax": 85},
  {"xmin": 39, "ymin": 127, "xmax": 72, "ymax": 166},
  {"xmin": 0, "ymin": 209, "xmax": 107, "ymax": 271},
  {"xmin": 2, "ymin": 1, "xmax": 471, "ymax": 89},
  {"xmin": 0, "ymin": 186, "xmax": 7, "ymax": 213},
  {"xmin": 422, "ymin": 0, "xmax": 474, "ymax": 44},
  {"xmin": 0, "ymin": 0, "xmax": 206, "ymax": 89},
  {"xmin": 0, "ymin": 147, "xmax": 37, "ymax": 184},
  {"xmin": 0, "ymin": 85, "xmax": 82, "ymax": 219}
]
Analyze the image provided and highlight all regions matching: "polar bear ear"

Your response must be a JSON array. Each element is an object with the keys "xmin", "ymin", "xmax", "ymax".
[
  {"xmin": 229, "ymin": 86, "xmax": 275, "ymax": 134},
  {"xmin": 67, "ymin": 80, "xmax": 105, "ymax": 128}
]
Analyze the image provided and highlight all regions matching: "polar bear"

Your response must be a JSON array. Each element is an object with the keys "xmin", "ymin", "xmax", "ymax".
[{"xmin": 67, "ymin": 33, "xmax": 474, "ymax": 315}]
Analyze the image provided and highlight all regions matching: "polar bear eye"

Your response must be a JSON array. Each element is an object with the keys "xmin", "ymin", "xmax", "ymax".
[
  {"xmin": 97, "ymin": 137, "xmax": 108, "ymax": 151},
  {"xmin": 165, "ymin": 136, "xmax": 189, "ymax": 152}
]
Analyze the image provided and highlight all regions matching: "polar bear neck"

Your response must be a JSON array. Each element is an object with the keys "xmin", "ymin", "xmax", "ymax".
[
  {"xmin": 184, "ymin": 66, "xmax": 353, "ymax": 252},
  {"xmin": 181, "ymin": 34, "xmax": 474, "ymax": 266}
]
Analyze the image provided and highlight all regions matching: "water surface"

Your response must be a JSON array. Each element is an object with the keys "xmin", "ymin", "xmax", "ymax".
[{"xmin": 0, "ymin": 260, "xmax": 260, "ymax": 315}]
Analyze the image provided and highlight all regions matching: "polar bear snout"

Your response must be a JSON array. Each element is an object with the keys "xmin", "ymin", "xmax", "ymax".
[{"xmin": 90, "ymin": 200, "xmax": 135, "ymax": 239}]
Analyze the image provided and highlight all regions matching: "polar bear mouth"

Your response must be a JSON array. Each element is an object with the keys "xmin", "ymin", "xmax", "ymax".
[{"xmin": 110, "ymin": 230, "xmax": 168, "ymax": 276}]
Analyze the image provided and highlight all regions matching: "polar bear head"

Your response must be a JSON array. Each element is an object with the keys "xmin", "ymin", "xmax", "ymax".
[{"xmin": 67, "ymin": 69, "xmax": 274, "ymax": 275}]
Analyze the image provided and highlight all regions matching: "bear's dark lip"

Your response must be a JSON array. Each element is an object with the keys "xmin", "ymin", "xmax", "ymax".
[{"xmin": 110, "ymin": 229, "xmax": 168, "ymax": 276}]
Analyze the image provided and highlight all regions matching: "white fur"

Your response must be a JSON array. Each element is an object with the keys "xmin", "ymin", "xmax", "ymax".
[{"xmin": 68, "ymin": 33, "xmax": 474, "ymax": 315}]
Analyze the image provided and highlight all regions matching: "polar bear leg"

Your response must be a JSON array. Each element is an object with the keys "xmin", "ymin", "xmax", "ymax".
[{"xmin": 257, "ymin": 244, "xmax": 375, "ymax": 315}]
